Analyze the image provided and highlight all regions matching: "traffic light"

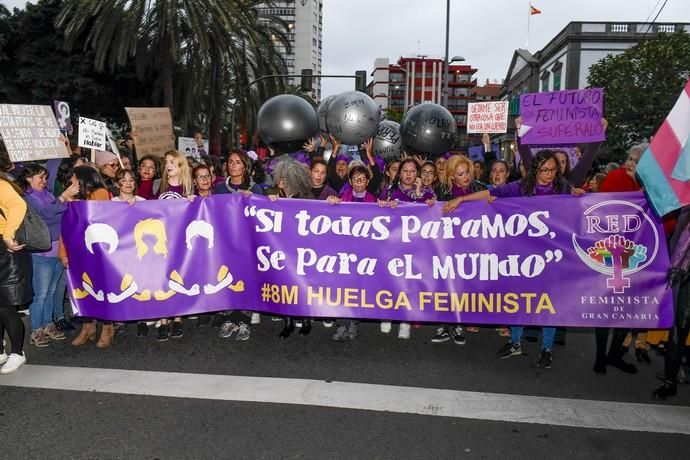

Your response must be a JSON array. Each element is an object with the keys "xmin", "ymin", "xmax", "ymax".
[
  {"xmin": 355, "ymin": 70, "xmax": 367, "ymax": 92},
  {"xmin": 300, "ymin": 69, "xmax": 313, "ymax": 92}
]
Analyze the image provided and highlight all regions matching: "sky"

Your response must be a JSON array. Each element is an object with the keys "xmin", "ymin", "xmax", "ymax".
[{"xmin": 4, "ymin": 0, "xmax": 690, "ymax": 97}]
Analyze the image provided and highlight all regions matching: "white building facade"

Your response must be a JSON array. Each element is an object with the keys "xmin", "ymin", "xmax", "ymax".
[{"xmin": 256, "ymin": 0, "xmax": 323, "ymax": 100}]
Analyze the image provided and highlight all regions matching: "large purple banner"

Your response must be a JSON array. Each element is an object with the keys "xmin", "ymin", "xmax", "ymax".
[
  {"xmin": 61, "ymin": 192, "xmax": 673, "ymax": 328},
  {"xmin": 520, "ymin": 88, "xmax": 606, "ymax": 144}
]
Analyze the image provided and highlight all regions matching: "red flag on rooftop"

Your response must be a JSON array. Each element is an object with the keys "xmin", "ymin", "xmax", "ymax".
[{"xmin": 530, "ymin": 4, "xmax": 542, "ymax": 15}]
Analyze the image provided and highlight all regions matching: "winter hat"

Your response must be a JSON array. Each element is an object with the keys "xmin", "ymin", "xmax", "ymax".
[{"xmin": 95, "ymin": 150, "xmax": 119, "ymax": 168}]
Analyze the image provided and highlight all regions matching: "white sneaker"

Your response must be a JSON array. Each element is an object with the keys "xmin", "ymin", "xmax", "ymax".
[
  {"xmin": 251, "ymin": 313, "xmax": 261, "ymax": 325},
  {"xmin": 323, "ymin": 320, "xmax": 334, "ymax": 328},
  {"xmin": 0, "ymin": 352, "xmax": 26, "ymax": 374},
  {"xmin": 0, "ymin": 352, "xmax": 7, "ymax": 365},
  {"xmin": 380, "ymin": 321, "xmax": 392, "ymax": 334},
  {"xmin": 398, "ymin": 322, "xmax": 411, "ymax": 339}
]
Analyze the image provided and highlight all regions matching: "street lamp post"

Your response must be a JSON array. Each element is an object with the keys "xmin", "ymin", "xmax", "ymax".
[{"xmin": 442, "ymin": 0, "xmax": 465, "ymax": 108}]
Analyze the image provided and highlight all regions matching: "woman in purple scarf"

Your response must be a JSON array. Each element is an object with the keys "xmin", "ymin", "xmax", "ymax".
[
  {"xmin": 442, "ymin": 150, "xmax": 584, "ymax": 369},
  {"xmin": 380, "ymin": 158, "xmax": 435, "ymax": 205}
]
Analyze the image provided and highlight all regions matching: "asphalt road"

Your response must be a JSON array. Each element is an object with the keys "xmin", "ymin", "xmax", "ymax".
[{"xmin": 1, "ymin": 317, "xmax": 689, "ymax": 459}]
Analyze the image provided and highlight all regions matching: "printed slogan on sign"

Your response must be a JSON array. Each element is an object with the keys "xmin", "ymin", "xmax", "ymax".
[{"xmin": 62, "ymin": 193, "xmax": 673, "ymax": 328}]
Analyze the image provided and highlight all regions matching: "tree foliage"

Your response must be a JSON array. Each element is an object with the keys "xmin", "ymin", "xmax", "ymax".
[
  {"xmin": 588, "ymin": 30, "xmax": 690, "ymax": 161},
  {"xmin": 0, "ymin": 0, "xmax": 154, "ymax": 131}
]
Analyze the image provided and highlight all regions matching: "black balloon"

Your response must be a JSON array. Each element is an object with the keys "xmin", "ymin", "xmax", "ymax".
[
  {"xmin": 372, "ymin": 120, "xmax": 402, "ymax": 159},
  {"xmin": 316, "ymin": 95, "xmax": 336, "ymax": 137},
  {"xmin": 400, "ymin": 103, "xmax": 457, "ymax": 156},
  {"xmin": 257, "ymin": 94, "xmax": 318, "ymax": 148},
  {"xmin": 326, "ymin": 91, "xmax": 381, "ymax": 145}
]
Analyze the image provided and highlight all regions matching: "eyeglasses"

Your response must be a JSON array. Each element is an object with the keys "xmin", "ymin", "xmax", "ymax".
[
  {"xmin": 195, "ymin": 174, "xmax": 212, "ymax": 180},
  {"xmin": 105, "ymin": 163, "xmax": 119, "ymax": 169},
  {"xmin": 538, "ymin": 167, "xmax": 557, "ymax": 174},
  {"xmin": 351, "ymin": 176, "xmax": 368, "ymax": 184}
]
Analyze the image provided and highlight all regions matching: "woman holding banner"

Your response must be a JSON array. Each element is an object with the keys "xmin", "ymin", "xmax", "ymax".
[
  {"xmin": 326, "ymin": 164, "xmax": 378, "ymax": 342},
  {"xmin": 431, "ymin": 155, "xmax": 488, "ymax": 344},
  {"xmin": 442, "ymin": 150, "xmax": 585, "ymax": 368},
  {"xmin": 60, "ymin": 166, "xmax": 115, "ymax": 349},
  {"xmin": 155, "ymin": 150, "xmax": 195, "ymax": 340},
  {"xmin": 269, "ymin": 157, "xmax": 315, "ymax": 338}
]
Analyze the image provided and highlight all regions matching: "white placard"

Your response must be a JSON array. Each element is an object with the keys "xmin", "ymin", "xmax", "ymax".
[
  {"xmin": 78, "ymin": 116, "xmax": 107, "ymax": 150},
  {"xmin": 0, "ymin": 104, "xmax": 69, "ymax": 161},
  {"xmin": 467, "ymin": 101, "xmax": 509, "ymax": 134}
]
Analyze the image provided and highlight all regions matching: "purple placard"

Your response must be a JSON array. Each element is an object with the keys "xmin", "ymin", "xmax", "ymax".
[
  {"xmin": 520, "ymin": 88, "xmax": 605, "ymax": 145},
  {"xmin": 61, "ymin": 192, "xmax": 673, "ymax": 328},
  {"xmin": 52, "ymin": 100, "xmax": 73, "ymax": 135},
  {"xmin": 468, "ymin": 144, "xmax": 498, "ymax": 162}
]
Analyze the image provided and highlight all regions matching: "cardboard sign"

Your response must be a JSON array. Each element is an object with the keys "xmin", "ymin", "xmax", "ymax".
[
  {"xmin": 519, "ymin": 88, "xmax": 605, "ymax": 144},
  {"xmin": 78, "ymin": 117, "xmax": 107, "ymax": 150},
  {"xmin": 125, "ymin": 107, "xmax": 175, "ymax": 157},
  {"xmin": 178, "ymin": 137, "xmax": 209, "ymax": 160},
  {"xmin": 0, "ymin": 104, "xmax": 69, "ymax": 161},
  {"xmin": 467, "ymin": 101, "xmax": 508, "ymax": 134}
]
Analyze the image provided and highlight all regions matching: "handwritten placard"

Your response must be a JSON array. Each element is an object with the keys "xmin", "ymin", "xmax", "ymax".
[
  {"xmin": 77, "ymin": 117, "xmax": 106, "ymax": 150},
  {"xmin": 467, "ymin": 101, "xmax": 508, "ymax": 134},
  {"xmin": 125, "ymin": 107, "xmax": 175, "ymax": 157},
  {"xmin": 0, "ymin": 104, "xmax": 69, "ymax": 161},
  {"xmin": 519, "ymin": 88, "xmax": 605, "ymax": 144}
]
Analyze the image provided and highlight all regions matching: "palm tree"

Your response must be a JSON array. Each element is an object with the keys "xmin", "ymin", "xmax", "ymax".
[{"xmin": 56, "ymin": 0, "xmax": 290, "ymax": 153}]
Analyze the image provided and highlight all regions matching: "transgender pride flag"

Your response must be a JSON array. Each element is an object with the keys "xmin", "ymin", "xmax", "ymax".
[{"xmin": 637, "ymin": 79, "xmax": 690, "ymax": 216}]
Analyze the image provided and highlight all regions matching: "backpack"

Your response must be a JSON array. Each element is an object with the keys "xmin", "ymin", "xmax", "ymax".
[{"xmin": 0, "ymin": 199, "xmax": 52, "ymax": 252}]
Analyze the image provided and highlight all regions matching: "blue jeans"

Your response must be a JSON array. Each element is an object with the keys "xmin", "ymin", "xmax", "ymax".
[
  {"xmin": 53, "ymin": 267, "xmax": 67, "ymax": 321},
  {"xmin": 29, "ymin": 256, "xmax": 63, "ymax": 331},
  {"xmin": 511, "ymin": 326, "xmax": 556, "ymax": 351}
]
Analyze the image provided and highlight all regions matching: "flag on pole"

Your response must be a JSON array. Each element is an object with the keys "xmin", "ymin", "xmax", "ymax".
[
  {"xmin": 530, "ymin": 4, "xmax": 542, "ymax": 15},
  {"xmin": 637, "ymin": 79, "xmax": 690, "ymax": 216}
]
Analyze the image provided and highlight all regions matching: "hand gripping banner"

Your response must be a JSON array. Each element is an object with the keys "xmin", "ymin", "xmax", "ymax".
[{"xmin": 61, "ymin": 192, "xmax": 673, "ymax": 328}]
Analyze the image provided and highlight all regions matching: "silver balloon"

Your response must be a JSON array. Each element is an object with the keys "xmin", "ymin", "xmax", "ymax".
[
  {"xmin": 257, "ymin": 94, "xmax": 318, "ymax": 146},
  {"xmin": 372, "ymin": 120, "xmax": 402, "ymax": 159},
  {"xmin": 400, "ymin": 103, "xmax": 457, "ymax": 156},
  {"xmin": 325, "ymin": 91, "xmax": 381, "ymax": 145},
  {"xmin": 316, "ymin": 95, "xmax": 336, "ymax": 137}
]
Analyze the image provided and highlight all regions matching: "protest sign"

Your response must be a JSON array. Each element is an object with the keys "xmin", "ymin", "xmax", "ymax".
[
  {"xmin": 519, "ymin": 88, "xmax": 605, "ymax": 144},
  {"xmin": 467, "ymin": 101, "xmax": 508, "ymax": 134},
  {"xmin": 0, "ymin": 104, "xmax": 69, "ymax": 161},
  {"xmin": 62, "ymin": 192, "xmax": 673, "ymax": 328},
  {"xmin": 53, "ymin": 100, "xmax": 73, "ymax": 135},
  {"xmin": 125, "ymin": 107, "xmax": 175, "ymax": 157},
  {"xmin": 77, "ymin": 117, "xmax": 107, "ymax": 150},
  {"xmin": 468, "ymin": 144, "xmax": 498, "ymax": 162},
  {"xmin": 178, "ymin": 137, "xmax": 209, "ymax": 160}
]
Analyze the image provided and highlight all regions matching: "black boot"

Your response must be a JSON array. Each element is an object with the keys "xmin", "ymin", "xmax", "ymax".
[
  {"xmin": 652, "ymin": 381, "xmax": 677, "ymax": 400},
  {"xmin": 299, "ymin": 318, "xmax": 312, "ymax": 336},
  {"xmin": 635, "ymin": 348, "xmax": 651, "ymax": 364},
  {"xmin": 607, "ymin": 346, "xmax": 637, "ymax": 374},
  {"xmin": 593, "ymin": 356, "xmax": 607, "ymax": 374},
  {"xmin": 279, "ymin": 317, "xmax": 295, "ymax": 338}
]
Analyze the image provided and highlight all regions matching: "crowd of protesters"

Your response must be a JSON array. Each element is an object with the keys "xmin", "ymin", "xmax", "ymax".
[{"xmin": 0, "ymin": 121, "xmax": 688, "ymax": 402}]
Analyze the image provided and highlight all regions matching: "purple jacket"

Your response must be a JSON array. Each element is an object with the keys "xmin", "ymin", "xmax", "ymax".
[
  {"xmin": 25, "ymin": 189, "xmax": 66, "ymax": 240},
  {"xmin": 380, "ymin": 184, "xmax": 435, "ymax": 203},
  {"xmin": 340, "ymin": 189, "xmax": 377, "ymax": 203},
  {"xmin": 490, "ymin": 179, "xmax": 571, "ymax": 198}
]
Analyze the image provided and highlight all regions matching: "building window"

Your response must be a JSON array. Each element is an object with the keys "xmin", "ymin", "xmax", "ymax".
[
  {"xmin": 658, "ymin": 24, "xmax": 675, "ymax": 33},
  {"xmin": 551, "ymin": 61, "xmax": 563, "ymax": 91},
  {"xmin": 540, "ymin": 70, "xmax": 550, "ymax": 92},
  {"xmin": 611, "ymin": 23, "xmax": 628, "ymax": 32}
]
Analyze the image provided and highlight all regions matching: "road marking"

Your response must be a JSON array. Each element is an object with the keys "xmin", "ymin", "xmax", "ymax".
[{"xmin": 1, "ymin": 365, "xmax": 689, "ymax": 435}]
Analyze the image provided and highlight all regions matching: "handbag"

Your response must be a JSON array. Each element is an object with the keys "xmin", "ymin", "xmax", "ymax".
[{"xmin": 0, "ymin": 198, "xmax": 52, "ymax": 252}]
